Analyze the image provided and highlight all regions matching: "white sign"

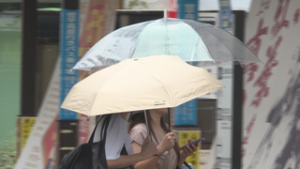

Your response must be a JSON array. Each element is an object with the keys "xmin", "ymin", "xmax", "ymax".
[
  {"xmin": 14, "ymin": 59, "xmax": 60, "ymax": 169},
  {"xmin": 216, "ymin": 64, "xmax": 233, "ymax": 169},
  {"xmin": 197, "ymin": 64, "xmax": 218, "ymax": 99},
  {"xmin": 243, "ymin": 0, "xmax": 300, "ymax": 169}
]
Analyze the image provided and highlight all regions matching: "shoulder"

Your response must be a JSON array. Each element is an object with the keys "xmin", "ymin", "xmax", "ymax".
[
  {"xmin": 111, "ymin": 114, "xmax": 123, "ymax": 121},
  {"xmin": 130, "ymin": 123, "xmax": 147, "ymax": 133},
  {"xmin": 129, "ymin": 123, "xmax": 147, "ymax": 145},
  {"xmin": 109, "ymin": 114, "xmax": 126, "ymax": 126},
  {"xmin": 106, "ymin": 114, "xmax": 127, "ymax": 134}
]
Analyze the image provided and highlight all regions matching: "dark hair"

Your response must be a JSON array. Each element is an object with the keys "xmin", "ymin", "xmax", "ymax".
[{"xmin": 128, "ymin": 110, "xmax": 180, "ymax": 163}]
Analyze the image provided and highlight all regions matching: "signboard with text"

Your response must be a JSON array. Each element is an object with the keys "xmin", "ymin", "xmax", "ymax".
[
  {"xmin": 174, "ymin": 0, "xmax": 199, "ymax": 126},
  {"xmin": 243, "ymin": 1, "xmax": 300, "ymax": 169},
  {"xmin": 177, "ymin": 0, "xmax": 198, "ymax": 20},
  {"xmin": 217, "ymin": 2, "xmax": 234, "ymax": 168},
  {"xmin": 59, "ymin": 4, "xmax": 80, "ymax": 120},
  {"xmin": 176, "ymin": 130, "xmax": 201, "ymax": 169},
  {"xmin": 174, "ymin": 99, "xmax": 198, "ymax": 125},
  {"xmin": 219, "ymin": 0, "xmax": 233, "ymax": 33}
]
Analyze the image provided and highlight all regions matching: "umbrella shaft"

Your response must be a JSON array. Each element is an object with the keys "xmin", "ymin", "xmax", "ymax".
[
  {"xmin": 168, "ymin": 108, "xmax": 171, "ymax": 132},
  {"xmin": 144, "ymin": 110, "xmax": 152, "ymax": 142}
]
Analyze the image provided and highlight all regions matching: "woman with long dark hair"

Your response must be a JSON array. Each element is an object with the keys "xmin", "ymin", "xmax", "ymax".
[
  {"xmin": 93, "ymin": 113, "xmax": 158, "ymax": 169},
  {"xmin": 128, "ymin": 109, "xmax": 198, "ymax": 169}
]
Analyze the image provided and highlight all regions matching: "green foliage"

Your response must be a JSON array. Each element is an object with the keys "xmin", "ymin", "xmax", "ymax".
[
  {"xmin": 0, "ymin": 139, "xmax": 16, "ymax": 169},
  {"xmin": 127, "ymin": 0, "xmax": 148, "ymax": 9}
]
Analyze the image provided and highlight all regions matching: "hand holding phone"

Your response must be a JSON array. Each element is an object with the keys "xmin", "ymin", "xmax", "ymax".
[{"xmin": 179, "ymin": 138, "xmax": 205, "ymax": 150}]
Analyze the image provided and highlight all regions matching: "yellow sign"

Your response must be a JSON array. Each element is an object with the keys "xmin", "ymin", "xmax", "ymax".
[
  {"xmin": 21, "ymin": 117, "xmax": 36, "ymax": 151},
  {"xmin": 178, "ymin": 131, "xmax": 201, "ymax": 169},
  {"xmin": 220, "ymin": 0, "xmax": 229, "ymax": 6}
]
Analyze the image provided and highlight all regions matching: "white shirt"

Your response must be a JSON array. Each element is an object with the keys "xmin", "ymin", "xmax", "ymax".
[{"xmin": 93, "ymin": 114, "xmax": 134, "ymax": 160}]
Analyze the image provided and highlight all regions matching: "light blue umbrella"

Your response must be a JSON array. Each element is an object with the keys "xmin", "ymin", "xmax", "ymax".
[{"xmin": 73, "ymin": 18, "xmax": 260, "ymax": 71}]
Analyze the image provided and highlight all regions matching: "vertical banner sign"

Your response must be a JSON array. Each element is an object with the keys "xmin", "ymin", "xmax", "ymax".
[
  {"xmin": 60, "ymin": 1, "xmax": 79, "ymax": 119},
  {"xmin": 217, "ymin": 1, "xmax": 233, "ymax": 169},
  {"xmin": 219, "ymin": 0, "xmax": 233, "ymax": 34},
  {"xmin": 177, "ymin": 0, "xmax": 198, "ymax": 20},
  {"xmin": 175, "ymin": 1, "xmax": 200, "ymax": 168},
  {"xmin": 78, "ymin": 0, "xmax": 117, "ymax": 80},
  {"xmin": 174, "ymin": 99, "xmax": 198, "ymax": 125},
  {"xmin": 216, "ymin": 65, "xmax": 233, "ymax": 169},
  {"xmin": 243, "ymin": 1, "xmax": 300, "ymax": 169},
  {"xmin": 174, "ymin": 0, "xmax": 199, "ymax": 126},
  {"xmin": 14, "ymin": 59, "xmax": 60, "ymax": 169},
  {"xmin": 77, "ymin": 0, "xmax": 118, "ymax": 144}
]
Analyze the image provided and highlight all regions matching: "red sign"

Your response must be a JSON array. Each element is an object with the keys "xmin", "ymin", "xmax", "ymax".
[
  {"xmin": 256, "ymin": 0, "xmax": 271, "ymax": 16},
  {"xmin": 167, "ymin": 0, "xmax": 177, "ymax": 18},
  {"xmin": 252, "ymin": 36, "xmax": 282, "ymax": 107},
  {"xmin": 271, "ymin": 0, "xmax": 290, "ymax": 37},
  {"xmin": 247, "ymin": 18, "xmax": 269, "ymax": 55}
]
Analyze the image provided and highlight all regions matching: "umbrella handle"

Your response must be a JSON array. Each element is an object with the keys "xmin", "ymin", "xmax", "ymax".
[{"xmin": 144, "ymin": 110, "xmax": 152, "ymax": 142}]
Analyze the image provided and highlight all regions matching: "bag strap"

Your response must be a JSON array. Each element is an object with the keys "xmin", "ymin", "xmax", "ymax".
[
  {"xmin": 88, "ymin": 115, "xmax": 111, "ymax": 145},
  {"xmin": 100, "ymin": 115, "xmax": 111, "ymax": 146},
  {"xmin": 183, "ymin": 161, "xmax": 192, "ymax": 169}
]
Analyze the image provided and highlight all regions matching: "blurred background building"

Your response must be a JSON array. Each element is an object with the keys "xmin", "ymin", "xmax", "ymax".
[
  {"xmin": 0, "ymin": 0, "xmax": 249, "ymax": 168},
  {"xmin": 2, "ymin": 0, "xmax": 300, "ymax": 169}
]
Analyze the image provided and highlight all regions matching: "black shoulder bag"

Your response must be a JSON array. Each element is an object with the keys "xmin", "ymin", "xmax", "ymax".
[{"xmin": 59, "ymin": 115, "xmax": 111, "ymax": 169}]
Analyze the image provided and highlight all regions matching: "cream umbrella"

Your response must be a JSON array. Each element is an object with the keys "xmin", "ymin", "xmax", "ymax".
[
  {"xmin": 61, "ymin": 55, "xmax": 223, "ymax": 116},
  {"xmin": 61, "ymin": 54, "xmax": 223, "ymax": 140}
]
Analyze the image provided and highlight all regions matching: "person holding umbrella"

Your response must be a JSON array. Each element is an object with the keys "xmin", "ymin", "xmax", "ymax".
[
  {"xmin": 129, "ymin": 109, "xmax": 198, "ymax": 169},
  {"xmin": 60, "ymin": 55, "xmax": 223, "ymax": 169},
  {"xmin": 93, "ymin": 113, "xmax": 158, "ymax": 169}
]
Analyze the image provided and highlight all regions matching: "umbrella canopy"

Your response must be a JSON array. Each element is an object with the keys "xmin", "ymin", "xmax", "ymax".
[
  {"xmin": 61, "ymin": 55, "xmax": 223, "ymax": 116},
  {"xmin": 72, "ymin": 18, "xmax": 260, "ymax": 71}
]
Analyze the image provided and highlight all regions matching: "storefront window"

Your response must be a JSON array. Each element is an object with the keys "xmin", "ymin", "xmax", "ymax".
[
  {"xmin": 0, "ymin": 2, "xmax": 22, "ymax": 147},
  {"xmin": 0, "ymin": 1, "xmax": 60, "ymax": 148}
]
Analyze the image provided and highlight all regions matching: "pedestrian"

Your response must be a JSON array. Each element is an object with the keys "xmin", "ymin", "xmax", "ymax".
[
  {"xmin": 94, "ymin": 113, "xmax": 158, "ymax": 169},
  {"xmin": 128, "ymin": 109, "xmax": 198, "ymax": 169}
]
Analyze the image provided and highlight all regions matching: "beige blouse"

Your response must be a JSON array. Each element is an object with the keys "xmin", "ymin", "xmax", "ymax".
[{"xmin": 129, "ymin": 123, "xmax": 178, "ymax": 169}]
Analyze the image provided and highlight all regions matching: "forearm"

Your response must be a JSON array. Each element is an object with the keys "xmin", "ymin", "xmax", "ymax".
[
  {"xmin": 134, "ymin": 145, "xmax": 165, "ymax": 169},
  {"xmin": 107, "ymin": 153, "xmax": 146, "ymax": 169},
  {"xmin": 134, "ymin": 155, "xmax": 161, "ymax": 169},
  {"xmin": 177, "ymin": 154, "xmax": 186, "ymax": 167}
]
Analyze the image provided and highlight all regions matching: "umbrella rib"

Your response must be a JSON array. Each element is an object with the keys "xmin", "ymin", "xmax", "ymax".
[
  {"xmin": 208, "ymin": 24, "xmax": 257, "ymax": 57},
  {"xmin": 191, "ymin": 37, "xmax": 214, "ymax": 61},
  {"xmin": 96, "ymin": 22, "xmax": 151, "ymax": 67},
  {"xmin": 182, "ymin": 22, "xmax": 214, "ymax": 61},
  {"xmin": 97, "ymin": 61, "xmax": 135, "ymax": 93},
  {"xmin": 204, "ymin": 27, "xmax": 238, "ymax": 62},
  {"xmin": 88, "ymin": 61, "xmax": 136, "ymax": 115},
  {"xmin": 87, "ymin": 89, "xmax": 99, "ymax": 115},
  {"xmin": 129, "ymin": 21, "xmax": 153, "ymax": 58},
  {"xmin": 201, "ymin": 26, "xmax": 259, "ymax": 62},
  {"xmin": 164, "ymin": 18, "xmax": 169, "ymax": 55},
  {"xmin": 138, "ymin": 61, "xmax": 174, "ymax": 105},
  {"xmin": 122, "ymin": 22, "xmax": 151, "ymax": 59},
  {"xmin": 98, "ymin": 28, "xmax": 133, "ymax": 64}
]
